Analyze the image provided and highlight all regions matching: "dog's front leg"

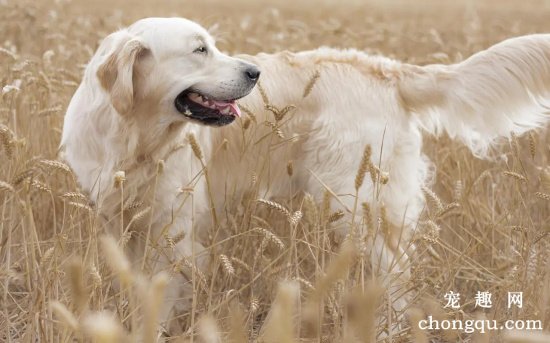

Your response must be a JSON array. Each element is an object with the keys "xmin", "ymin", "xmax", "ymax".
[{"xmin": 146, "ymin": 218, "xmax": 209, "ymax": 334}]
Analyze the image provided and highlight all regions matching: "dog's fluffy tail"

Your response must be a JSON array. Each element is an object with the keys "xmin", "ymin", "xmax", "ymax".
[{"xmin": 399, "ymin": 34, "xmax": 550, "ymax": 156}]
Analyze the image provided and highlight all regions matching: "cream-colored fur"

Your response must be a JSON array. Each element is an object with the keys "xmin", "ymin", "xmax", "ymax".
[{"xmin": 61, "ymin": 17, "xmax": 550, "ymax": 328}]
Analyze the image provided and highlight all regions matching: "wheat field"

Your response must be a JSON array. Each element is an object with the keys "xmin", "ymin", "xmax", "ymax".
[{"xmin": 1, "ymin": 0, "xmax": 550, "ymax": 342}]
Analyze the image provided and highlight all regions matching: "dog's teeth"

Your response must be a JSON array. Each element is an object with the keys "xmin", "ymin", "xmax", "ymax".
[
  {"xmin": 221, "ymin": 107, "xmax": 230, "ymax": 115},
  {"xmin": 184, "ymin": 105, "xmax": 192, "ymax": 116}
]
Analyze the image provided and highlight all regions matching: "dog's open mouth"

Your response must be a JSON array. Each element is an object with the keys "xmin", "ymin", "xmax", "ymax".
[{"xmin": 175, "ymin": 91, "xmax": 242, "ymax": 127}]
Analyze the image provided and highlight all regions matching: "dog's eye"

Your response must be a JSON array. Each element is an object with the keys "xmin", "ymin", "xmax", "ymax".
[{"xmin": 193, "ymin": 46, "xmax": 208, "ymax": 54}]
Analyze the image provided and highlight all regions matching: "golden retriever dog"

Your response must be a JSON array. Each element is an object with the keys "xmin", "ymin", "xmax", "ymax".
[
  {"xmin": 61, "ymin": 17, "xmax": 550, "ymax": 329},
  {"xmin": 60, "ymin": 17, "xmax": 260, "ymax": 323}
]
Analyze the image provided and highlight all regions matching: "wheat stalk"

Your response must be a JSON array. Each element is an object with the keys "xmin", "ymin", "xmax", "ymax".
[
  {"xmin": 362, "ymin": 202, "xmax": 373, "ymax": 233},
  {"xmin": 422, "ymin": 186, "xmax": 444, "ymax": 212},
  {"xmin": 141, "ymin": 272, "xmax": 169, "ymax": 343},
  {"xmin": 0, "ymin": 180, "xmax": 14, "ymax": 193},
  {"xmin": 31, "ymin": 180, "xmax": 52, "ymax": 192},
  {"xmin": 369, "ymin": 164, "xmax": 389, "ymax": 185},
  {"xmin": 344, "ymin": 284, "xmax": 383, "ymax": 343},
  {"xmin": 0, "ymin": 47, "xmax": 17, "ymax": 60},
  {"xmin": 535, "ymin": 192, "xmax": 550, "ymax": 201},
  {"xmin": 293, "ymin": 276, "xmax": 315, "ymax": 291},
  {"xmin": 528, "ymin": 132, "xmax": 536, "ymax": 159},
  {"xmin": 81, "ymin": 312, "xmax": 126, "ymax": 343},
  {"xmin": 249, "ymin": 297, "xmax": 259, "ymax": 313},
  {"xmin": 113, "ymin": 170, "xmax": 126, "ymax": 188},
  {"xmin": 290, "ymin": 210, "xmax": 303, "ymax": 225},
  {"xmin": 40, "ymin": 246, "xmax": 55, "ymax": 267},
  {"xmin": 509, "ymin": 226, "xmax": 528, "ymax": 232},
  {"xmin": 532, "ymin": 231, "xmax": 549, "ymax": 245},
  {"xmin": 124, "ymin": 200, "xmax": 143, "ymax": 210},
  {"xmin": 68, "ymin": 258, "xmax": 88, "ymax": 313},
  {"xmin": 198, "ymin": 315, "xmax": 222, "ymax": 343},
  {"xmin": 503, "ymin": 171, "xmax": 527, "ymax": 182},
  {"xmin": 231, "ymin": 257, "xmax": 252, "ymax": 273},
  {"xmin": 40, "ymin": 159, "xmax": 72, "ymax": 173},
  {"xmin": 302, "ymin": 242, "xmax": 357, "ymax": 338},
  {"xmin": 187, "ymin": 132, "xmax": 203, "ymax": 160},
  {"xmin": 264, "ymin": 120, "xmax": 285, "ymax": 138},
  {"xmin": 90, "ymin": 263, "xmax": 102, "ymax": 290},
  {"xmin": 421, "ymin": 220, "xmax": 441, "ymax": 243},
  {"xmin": 315, "ymin": 241, "xmax": 357, "ymax": 299},
  {"xmin": 303, "ymin": 69, "xmax": 321, "ymax": 98},
  {"xmin": 239, "ymin": 103, "xmax": 257, "ymax": 123},
  {"xmin": 510, "ymin": 132, "xmax": 520, "ymax": 160},
  {"xmin": 0, "ymin": 124, "xmax": 15, "ymax": 158},
  {"xmin": 253, "ymin": 227, "xmax": 285, "ymax": 250},
  {"xmin": 257, "ymin": 81, "xmax": 270, "ymax": 105},
  {"xmin": 50, "ymin": 301, "xmax": 79, "ymax": 331},
  {"xmin": 328, "ymin": 209, "xmax": 344, "ymax": 223},
  {"xmin": 257, "ymin": 198, "xmax": 291, "ymax": 218},
  {"xmin": 68, "ymin": 201, "xmax": 93, "ymax": 212},
  {"xmin": 379, "ymin": 206, "xmax": 391, "ymax": 239},
  {"xmin": 265, "ymin": 104, "xmax": 295, "ymax": 122},
  {"xmin": 38, "ymin": 105, "xmax": 63, "ymax": 117},
  {"xmin": 120, "ymin": 230, "xmax": 133, "ymax": 247},
  {"xmin": 473, "ymin": 169, "xmax": 492, "ymax": 187},
  {"xmin": 260, "ymin": 281, "xmax": 299, "ymax": 343},
  {"xmin": 12, "ymin": 169, "xmax": 34, "ymax": 185},
  {"xmin": 60, "ymin": 192, "xmax": 87, "ymax": 201},
  {"xmin": 130, "ymin": 206, "xmax": 151, "ymax": 223},
  {"xmin": 355, "ymin": 145, "xmax": 372, "ymax": 190},
  {"xmin": 453, "ymin": 180, "xmax": 463, "ymax": 201},
  {"xmin": 303, "ymin": 193, "xmax": 319, "ymax": 225},
  {"xmin": 178, "ymin": 257, "xmax": 208, "ymax": 289},
  {"xmin": 321, "ymin": 190, "xmax": 331, "ymax": 224},
  {"xmin": 435, "ymin": 202, "xmax": 460, "ymax": 218},
  {"xmin": 219, "ymin": 254, "xmax": 235, "ymax": 276},
  {"xmin": 100, "ymin": 235, "xmax": 132, "ymax": 284},
  {"xmin": 165, "ymin": 230, "xmax": 186, "ymax": 249}
]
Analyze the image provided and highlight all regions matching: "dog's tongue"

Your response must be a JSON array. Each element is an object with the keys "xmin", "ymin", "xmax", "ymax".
[
  {"xmin": 187, "ymin": 93, "xmax": 242, "ymax": 117},
  {"xmin": 212, "ymin": 100, "xmax": 241, "ymax": 117}
]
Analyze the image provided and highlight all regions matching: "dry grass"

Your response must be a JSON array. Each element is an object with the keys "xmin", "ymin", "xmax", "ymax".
[{"xmin": 1, "ymin": 0, "xmax": 550, "ymax": 342}]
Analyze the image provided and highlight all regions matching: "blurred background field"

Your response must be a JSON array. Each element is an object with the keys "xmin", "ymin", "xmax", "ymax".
[{"xmin": 1, "ymin": 0, "xmax": 550, "ymax": 342}]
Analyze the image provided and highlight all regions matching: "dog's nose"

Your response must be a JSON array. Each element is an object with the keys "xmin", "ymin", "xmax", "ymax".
[{"xmin": 244, "ymin": 67, "xmax": 261, "ymax": 81}]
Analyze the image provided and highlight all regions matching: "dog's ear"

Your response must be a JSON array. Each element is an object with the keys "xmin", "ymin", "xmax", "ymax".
[{"xmin": 97, "ymin": 35, "xmax": 150, "ymax": 115}]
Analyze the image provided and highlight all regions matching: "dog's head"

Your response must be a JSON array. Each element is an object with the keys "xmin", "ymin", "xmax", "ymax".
[{"xmin": 95, "ymin": 17, "xmax": 259, "ymax": 127}]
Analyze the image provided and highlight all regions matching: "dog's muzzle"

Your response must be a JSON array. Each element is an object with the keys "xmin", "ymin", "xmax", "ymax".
[{"xmin": 175, "ymin": 65, "xmax": 260, "ymax": 127}]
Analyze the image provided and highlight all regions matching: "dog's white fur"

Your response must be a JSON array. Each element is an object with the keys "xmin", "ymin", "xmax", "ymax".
[{"xmin": 61, "ymin": 17, "xmax": 550, "ymax": 325}]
